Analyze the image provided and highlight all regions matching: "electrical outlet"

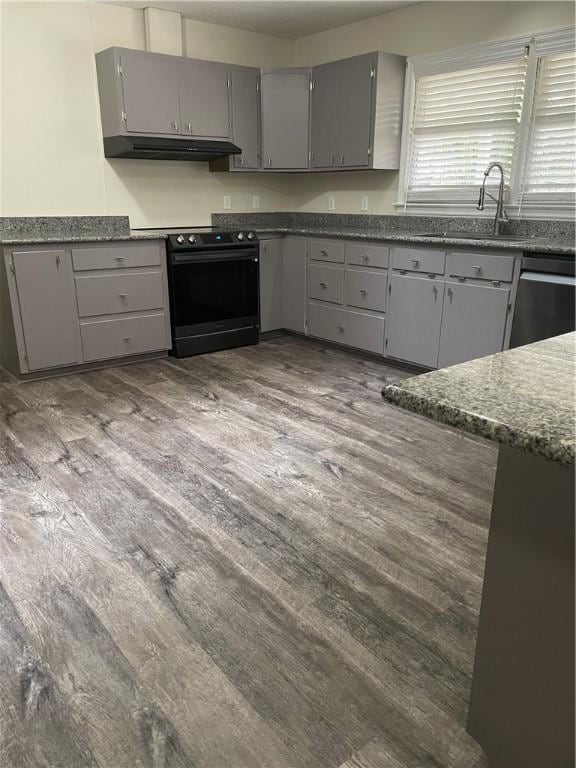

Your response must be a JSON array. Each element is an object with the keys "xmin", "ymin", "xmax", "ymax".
[
  {"xmin": 328, "ymin": 196, "xmax": 335, "ymax": 211},
  {"xmin": 252, "ymin": 195, "xmax": 260, "ymax": 209},
  {"xmin": 223, "ymin": 195, "xmax": 232, "ymax": 210},
  {"xmin": 361, "ymin": 196, "xmax": 369, "ymax": 211}
]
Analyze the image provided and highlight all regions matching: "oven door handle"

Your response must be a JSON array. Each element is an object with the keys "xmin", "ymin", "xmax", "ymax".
[{"xmin": 170, "ymin": 249, "xmax": 258, "ymax": 265}]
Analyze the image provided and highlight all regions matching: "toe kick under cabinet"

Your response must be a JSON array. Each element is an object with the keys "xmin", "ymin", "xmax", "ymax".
[
  {"xmin": 1, "ymin": 240, "xmax": 171, "ymax": 377},
  {"xmin": 304, "ymin": 238, "xmax": 521, "ymax": 369}
]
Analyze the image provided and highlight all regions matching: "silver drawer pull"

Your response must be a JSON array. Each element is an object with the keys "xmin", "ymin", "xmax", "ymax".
[
  {"xmin": 319, "ymin": 282, "xmax": 327, "ymax": 289},
  {"xmin": 360, "ymin": 289, "xmax": 367, "ymax": 296},
  {"xmin": 448, "ymin": 287, "xmax": 453, "ymax": 301},
  {"xmin": 362, "ymin": 254, "xmax": 370, "ymax": 262},
  {"xmin": 320, "ymin": 250, "xmax": 328, "ymax": 257},
  {"xmin": 115, "ymin": 255, "xmax": 125, "ymax": 262},
  {"xmin": 473, "ymin": 265, "xmax": 483, "ymax": 273},
  {"xmin": 123, "ymin": 336, "xmax": 131, "ymax": 342},
  {"xmin": 412, "ymin": 258, "xmax": 420, "ymax": 268},
  {"xmin": 119, "ymin": 293, "xmax": 128, "ymax": 299},
  {"xmin": 337, "ymin": 325, "xmax": 345, "ymax": 333},
  {"xmin": 433, "ymin": 285, "xmax": 438, "ymax": 299}
]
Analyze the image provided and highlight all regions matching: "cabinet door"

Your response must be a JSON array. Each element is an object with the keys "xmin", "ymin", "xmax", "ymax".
[
  {"xmin": 438, "ymin": 282, "xmax": 510, "ymax": 368},
  {"xmin": 337, "ymin": 54, "xmax": 374, "ymax": 168},
  {"xmin": 12, "ymin": 250, "xmax": 81, "ymax": 371},
  {"xmin": 231, "ymin": 67, "xmax": 261, "ymax": 169},
  {"xmin": 261, "ymin": 71, "xmax": 310, "ymax": 170},
  {"xmin": 178, "ymin": 58, "xmax": 230, "ymax": 138},
  {"xmin": 310, "ymin": 61, "xmax": 341, "ymax": 168},
  {"xmin": 260, "ymin": 240, "xmax": 283, "ymax": 332},
  {"xmin": 282, "ymin": 238, "xmax": 307, "ymax": 333},
  {"xmin": 121, "ymin": 50, "xmax": 180, "ymax": 135},
  {"xmin": 386, "ymin": 274, "xmax": 444, "ymax": 368}
]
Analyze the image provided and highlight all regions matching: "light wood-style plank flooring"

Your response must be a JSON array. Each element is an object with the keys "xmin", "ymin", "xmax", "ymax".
[{"xmin": 0, "ymin": 335, "xmax": 495, "ymax": 768}]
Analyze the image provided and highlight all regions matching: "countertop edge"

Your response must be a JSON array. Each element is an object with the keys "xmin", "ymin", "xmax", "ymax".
[
  {"xmin": 0, "ymin": 233, "xmax": 167, "ymax": 245},
  {"xmin": 382, "ymin": 383, "xmax": 574, "ymax": 466}
]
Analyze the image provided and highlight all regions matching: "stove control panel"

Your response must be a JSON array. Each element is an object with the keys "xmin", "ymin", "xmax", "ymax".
[{"xmin": 168, "ymin": 230, "xmax": 259, "ymax": 250}]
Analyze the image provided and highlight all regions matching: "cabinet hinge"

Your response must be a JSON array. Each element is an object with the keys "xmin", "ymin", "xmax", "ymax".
[{"xmin": 121, "ymin": 110, "xmax": 127, "ymax": 123}]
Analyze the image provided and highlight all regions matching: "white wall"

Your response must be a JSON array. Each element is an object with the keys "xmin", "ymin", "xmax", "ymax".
[
  {"xmin": 291, "ymin": 1, "xmax": 575, "ymax": 215},
  {"xmin": 0, "ymin": 1, "xmax": 296, "ymax": 225}
]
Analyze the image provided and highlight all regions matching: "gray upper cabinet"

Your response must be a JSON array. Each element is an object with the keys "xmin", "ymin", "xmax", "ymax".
[
  {"xmin": 261, "ymin": 69, "xmax": 310, "ymax": 170},
  {"xmin": 231, "ymin": 66, "xmax": 261, "ymax": 169},
  {"xmin": 386, "ymin": 273, "xmax": 445, "ymax": 368},
  {"xmin": 10, "ymin": 250, "xmax": 81, "ymax": 371},
  {"xmin": 438, "ymin": 282, "xmax": 510, "ymax": 368},
  {"xmin": 121, "ymin": 49, "xmax": 180, "ymax": 135},
  {"xmin": 178, "ymin": 58, "xmax": 230, "ymax": 138},
  {"xmin": 311, "ymin": 52, "xmax": 405, "ymax": 171}
]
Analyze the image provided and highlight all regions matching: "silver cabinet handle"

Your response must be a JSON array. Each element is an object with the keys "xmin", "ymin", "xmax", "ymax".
[
  {"xmin": 473, "ymin": 265, "xmax": 483, "ymax": 274},
  {"xmin": 362, "ymin": 254, "xmax": 370, "ymax": 262},
  {"xmin": 433, "ymin": 284, "xmax": 438, "ymax": 299},
  {"xmin": 319, "ymin": 282, "xmax": 327, "ymax": 289},
  {"xmin": 123, "ymin": 336, "xmax": 131, "ymax": 342},
  {"xmin": 320, "ymin": 250, "xmax": 328, "ymax": 257},
  {"xmin": 340, "ymin": 155, "xmax": 344, "ymax": 165},
  {"xmin": 448, "ymin": 286, "xmax": 453, "ymax": 301},
  {"xmin": 187, "ymin": 121, "xmax": 192, "ymax": 133},
  {"xmin": 412, "ymin": 258, "xmax": 420, "ymax": 268},
  {"xmin": 360, "ymin": 289, "xmax": 367, "ymax": 296},
  {"xmin": 267, "ymin": 156, "xmax": 272, "ymax": 166},
  {"xmin": 330, "ymin": 155, "xmax": 335, "ymax": 165},
  {"xmin": 337, "ymin": 325, "xmax": 345, "ymax": 333},
  {"xmin": 55, "ymin": 254, "xmax": 61, "ymax": 270},
  {"xmin": 115, "ymin": 255, "xmax": 125, "ymax": 262},
  {"xmin": 119, "ymin": 293, "xmax": 128, "ymax": 299},
  {"xmin": 239, "ymin": 156, "xmax": 244, "ymax": 165},
  {"xmin": 171, "ymin": 121, "xmax": 178, "ymax": 131}
]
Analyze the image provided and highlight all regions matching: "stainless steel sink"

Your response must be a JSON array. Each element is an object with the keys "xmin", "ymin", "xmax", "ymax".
[{"xmin": 418, "ymin": 231, "xmax": 541, "ymax": 242}]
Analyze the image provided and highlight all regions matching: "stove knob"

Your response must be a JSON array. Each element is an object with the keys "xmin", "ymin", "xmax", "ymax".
[
  {"xmin": 176, "ymin": 235, "xmax": 185, "ymax": 244},
  {"xmin": 187, "ymin": 234, "xmax": 196, "ymax": 244},
  {"xmin": 236, "ymin": 232, "xmax": 245, "ymax": 241},
  {"xmin": 247, "ymin": 232, "xmax": 255, "ymax": 240}
]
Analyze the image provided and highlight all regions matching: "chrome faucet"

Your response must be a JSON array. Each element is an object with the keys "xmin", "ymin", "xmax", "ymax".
[{"xmin": 477, "ymin": 162, "xmax": 508, "ymax": 236}]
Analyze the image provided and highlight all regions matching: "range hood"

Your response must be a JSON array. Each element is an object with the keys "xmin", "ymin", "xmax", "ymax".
[{"xmin": 104, "ymin": 135, "xmax": 242, "ymax": 161}]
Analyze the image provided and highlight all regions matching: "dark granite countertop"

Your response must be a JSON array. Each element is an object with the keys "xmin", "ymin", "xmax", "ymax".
[
  {"xmin": 256, "ymin": 227, "xmax": 574, "ymax": 254},
  {"xmin": 0, "ymin": 216, "xmax": 166, "ymax": 246},
  {"xmin": 382, "ymin": 333, "xmax": 576, "ymax": 466}
]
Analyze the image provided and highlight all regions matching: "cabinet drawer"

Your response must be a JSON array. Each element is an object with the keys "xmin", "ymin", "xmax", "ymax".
[
  {"xmin": 308, "ymin": 264, "xmax": 344, "ymax": 304},
  {"xmin": 392, "ymin": 246, "xmax": 445, "ymax": 275},
  {"xmin": 345, "ymin": 268, "xmax": 387, "ymax": 312},
  {"xmin": 80, "ymin": 312, "xmax": 167, "ymax": 362},
  {"xmin": 308, "ymin": 239, "xmax": 345, "ymax": 263},
  {"xmin": 446, "ymin": 251, "xmax": 515, "ymax": 283},
  {"xmin": 72, "ymin": 242, "xmax": 162, "ymax": 271},
  {"xmin": 346, "ymin": 243, "xmax": 389, "ymax": 269},
  {"xmin": 75, "ymin": 271, "xmax": 164, "ymax": 317},
  {"xmin": 308, "ymin": 303, "xmax": 385, "ymax": 354}
]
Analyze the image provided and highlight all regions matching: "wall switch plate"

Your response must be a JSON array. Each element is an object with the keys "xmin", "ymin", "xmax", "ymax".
[
  {"xmin": 223, "ymin": 195, "xmax": 232, "ymax": 210},
  {"xmin": 252, "ymin": 195, "xmax": 260, "ymax": 209},
  {"xmin": 328, "ymin": 196, "xmax": 335, "ymax": 211},
  {"xmin": 361, "ymin": 196, "xmax": 369, "ymax": 211}
]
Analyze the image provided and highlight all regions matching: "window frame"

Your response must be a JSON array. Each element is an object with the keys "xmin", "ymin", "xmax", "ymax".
[{"xmin": 397, "ymin": 26, "xmax": 576, "ymax": 220}]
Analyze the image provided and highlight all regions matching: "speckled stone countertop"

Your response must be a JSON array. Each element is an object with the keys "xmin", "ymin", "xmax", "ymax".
[
  {"xmin": 213, "ymin": 213, "xmax": 575, "ymax": 255},
  {"xmin": 0, "ymin": 216, "xmax": 165, "ymax": 245},
  {"xmin": 382, "ymin": 333, "xmax": 576, "ymax": 466}
]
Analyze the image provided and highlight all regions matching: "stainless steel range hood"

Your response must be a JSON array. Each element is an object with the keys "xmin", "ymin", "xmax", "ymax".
[{"xmin": 103, "ymin": 135, "xmax": 242, "ymax": 161}]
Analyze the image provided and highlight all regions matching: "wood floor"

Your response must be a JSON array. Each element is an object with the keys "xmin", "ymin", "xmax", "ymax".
[{"xmin": 0, "ymin": 335, "xmax": 496, "ymax": 768}]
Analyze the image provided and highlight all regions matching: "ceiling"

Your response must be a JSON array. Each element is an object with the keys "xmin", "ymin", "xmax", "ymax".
[{"xmin": 103, "ymin": 1, "xmax": 419, "ymax": 39}]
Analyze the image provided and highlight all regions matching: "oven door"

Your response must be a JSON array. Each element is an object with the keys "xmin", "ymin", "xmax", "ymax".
[{"xmin": 168, "ymin": 249, "xmax": 259, "ymax": 339}]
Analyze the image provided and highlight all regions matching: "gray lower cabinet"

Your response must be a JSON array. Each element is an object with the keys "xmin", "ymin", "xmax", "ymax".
[
  {"xmin": 259, "ymin": 239, "xmax": 284, "ymax": 332},
  {"xmin": 308, "ymin": 303, "xmax": 385, "ymax": 354},
  {"xmin": 438, "ymin": 282, "xmax": 510, "ymax": 368},
  {"xmin": 282, "ymin": 238, "xmax": 307, "ymax": 333},
  {"xmin": 178, "ymin": 58, "xmax": 230, "ymax": 138},
  {"xmin": 386, "ymin": 273, "xmax": 445, "ymax": 368},
  {"xmin": 344, "ymin": 268, "xmax": 387, "ymax": 312},
  {"xmin": 261, "ymin": 69, "xmax": 310, "ymax": 170},
  {"xmin": 1, "ymin": 240, "xmax": 170, "ymax": 377},
  {"xmin": 9, "ymin": 249, "xmax": 82, "ymax": 371}
]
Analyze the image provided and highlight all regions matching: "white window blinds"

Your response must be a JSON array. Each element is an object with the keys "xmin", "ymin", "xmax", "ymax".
[
  {"xmin": 519, "ymin": 51, "xmax": 576, "ymax": 209},
  {"xmin": 405, "ymin": 57, "xmax": 528, "ymax": 204}
]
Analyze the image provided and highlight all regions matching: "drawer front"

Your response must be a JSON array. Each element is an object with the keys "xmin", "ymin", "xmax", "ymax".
[
  {"xmin": 72, "ymin": 242, "xmax": 162, "ymax": 271},
  {"xmin": 345, "ymin": 268, "xmax": 387, "ymax": 312},
  {"xmin": 392, "ymin": 246, "xmax": 445, "ymax": 275},
  {"xmin": 346, "ymin": 243, "xmax": 389, "ymax": 269},
  {"xmin": 308, "ymin": 303, "xmax": 385, "ymax": 354},
  {"xmin": 308, "ymin": 264, "xmax": 344, "ymax": 304},
  {"xmin": 80, "ymin": 312, "xmax": 167, "ymax": 362},
  {"xmin": 308, "ymin": 239, "xmax": 345, "ymax": 264},
  {"xmin": 75, "ymin": 271, "xmax": 164, "ymax": 317},
  {"xmin": 446, "ymin": 251, "xmax": 515, "ymax": 282}
]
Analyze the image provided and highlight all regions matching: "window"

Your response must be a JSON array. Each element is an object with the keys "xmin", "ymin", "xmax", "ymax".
[{"xmin": 398, "ymin": 27, "xmax": 576, "ymax": 217}]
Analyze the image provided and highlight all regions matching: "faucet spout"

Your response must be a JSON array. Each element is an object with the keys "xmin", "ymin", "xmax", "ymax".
[{"xmin": 477, "ymin": 162, "xmax": 508, "ymax": 236}]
